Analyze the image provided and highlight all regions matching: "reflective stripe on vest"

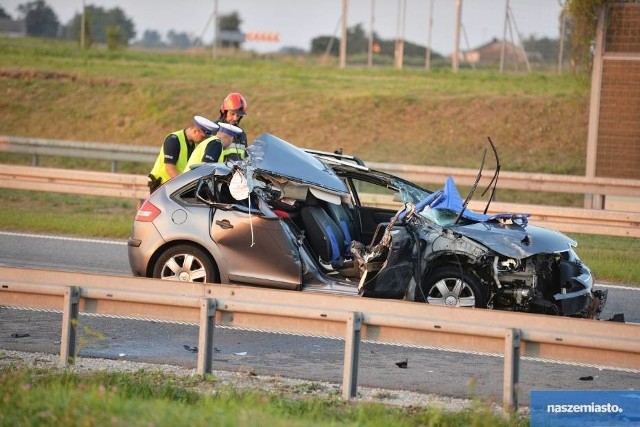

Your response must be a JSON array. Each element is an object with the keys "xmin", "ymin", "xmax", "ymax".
[
  {"xmin": 218, "ymin": 142, "xmax": 247, "ymax": 162},
  {"xmin": 149, "ymin": 130, "xmax": 190, "ymax": 184}
]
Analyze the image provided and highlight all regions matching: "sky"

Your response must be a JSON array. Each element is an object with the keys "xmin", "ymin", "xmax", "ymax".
[{"xmin": 3, "ymin": 0, "xmax": 562, "ymax": 55}]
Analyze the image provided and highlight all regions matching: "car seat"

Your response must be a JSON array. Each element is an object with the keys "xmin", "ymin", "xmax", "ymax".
[
  {"xmin": 301, "ymin": 204, "xmax": 344, "ymax": 267},
  {"xmin": 325, "ymin": 202, "xmax": 359, "ymax": 255}
]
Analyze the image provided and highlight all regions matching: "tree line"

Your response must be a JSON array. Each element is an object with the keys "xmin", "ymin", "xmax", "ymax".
[
  {"xmin": 2, "ymin": 0, "xmax": 613, "ymax": 71},
  {"xmin": 0, "ymin": 0, "xmax": 235, "ymax": 50}
]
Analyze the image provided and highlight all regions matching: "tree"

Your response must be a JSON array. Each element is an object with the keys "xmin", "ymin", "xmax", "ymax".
[
  {"xmin": 346, "ymin": 24, "xmax": 369, "ymax": 54},
  {"xmin": 64, "ymin": 5, "xmax": 135, "ymax": 45},
  {"xmin": 311, "ymin": 35, "xmax": 339, "ymax": 55},
  {"xmin": 566, "ymin": 0, "xmax": 606, "ymax": 74},
  {"xmin": 0, "ymin": 6, "xmax": 12, "ymax": 19},
  {"xmin": 310, "ymin": 23, "xmax": 441, "ymax": 60},
  {"xmin": 106, "ymin": 26, "xmax": 124, "ymax": 50},
  {"xmin": 17, "ymin": 0, "xmax": 59, "ymax": 38},
  {"xmin": 522, "ymin": 36, "xmax": 561, "ymax": 63},
  {"xmin": 311, "ymin": 24, "xmax": 370, "ymax": 56},
  {"xmin": 138, "ymin": 30, "xmax": 165, "ymax": 48},
  {"xmin": 166, "ymin": 30, "xmax": 194, "ymax": 49},
  {"xmin": 219, "ymin": 11, "xmax": 241, "ymax": 31}
]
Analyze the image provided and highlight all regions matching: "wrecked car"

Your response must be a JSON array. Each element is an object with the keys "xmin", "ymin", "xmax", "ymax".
[{"xmin": 128, "ymin": 133, "xmax": 607, "ymax": 319}]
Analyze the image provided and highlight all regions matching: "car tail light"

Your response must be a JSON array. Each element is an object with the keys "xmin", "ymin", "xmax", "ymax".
[{"xmin": 135, "ymin": 200, "xmax": 161, "ymax": 222}]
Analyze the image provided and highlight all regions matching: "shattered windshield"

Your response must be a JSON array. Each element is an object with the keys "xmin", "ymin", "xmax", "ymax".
[{"xmin": 396, "ymin": 181, "xmax": 431, "ymax": 204}]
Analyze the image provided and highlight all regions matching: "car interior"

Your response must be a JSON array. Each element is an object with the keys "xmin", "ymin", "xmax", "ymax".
[{"xmin": 187, "ymin": 170, "xmax": 401, "ymax": 282}]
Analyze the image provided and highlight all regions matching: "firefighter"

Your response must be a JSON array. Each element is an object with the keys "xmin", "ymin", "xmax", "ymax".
[
  {"xmin": 148, "ymin": 115, "xmax": 217, "ymax": 193},
  {"xmin": 217, "ymin": 92, "xmax": 248, "ymax": 161}
]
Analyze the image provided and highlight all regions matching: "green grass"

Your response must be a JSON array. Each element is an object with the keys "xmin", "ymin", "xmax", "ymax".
[
  {"xmin": 0, "ymin": 365, "xmax": 525, "ymax": 427},
  {"xmin": 567, "ymin": 233, "xmax": 640, "ymax": 285},
  {"xmin": 0, "ymin": 189, "xmax": 135, "ymax": 238}
]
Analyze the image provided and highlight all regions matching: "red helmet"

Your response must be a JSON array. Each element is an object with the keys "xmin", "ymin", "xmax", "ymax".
[{"xmin": 220, "ymin": 92, "xmax": 247, "ymax": 116}]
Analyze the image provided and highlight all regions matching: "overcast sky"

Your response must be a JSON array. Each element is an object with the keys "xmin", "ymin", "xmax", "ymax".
[{"xmin": 3, "ymin": 0, "xmax": 562, "ymax": 55}]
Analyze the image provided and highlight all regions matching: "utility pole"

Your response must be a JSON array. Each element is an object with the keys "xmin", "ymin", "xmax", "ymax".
[
  {"xmin": 340, "ymin": 0, "xmax": 348, "ymax": 69},
  {"xmin": 368, "ymin": 0, "xmax": 375, "ymax": 68},
  {"xmin": 425, "ymin": 0, "xmax": 434, "ymax": 70},
  {"xmin": 80, "ymin": 0, "xmax": 85, "ymax": 50},
  {"xmin": 500, "ymin": 0, "xmax": 509, "ymax": 74},
  {"xmin": 452, "ymin": 0, "xmax": 462, "ymax": 72},
  {"xmin": 394, "ymin": 0, "xmax": 406, "ymax": 70},
  {"xmin": 558, "ymin": 6, "xmax": 566, "ymax": 75},
  {"xmin": 212, "ymin": 0, "xmax": 219, "ymax": 58}
]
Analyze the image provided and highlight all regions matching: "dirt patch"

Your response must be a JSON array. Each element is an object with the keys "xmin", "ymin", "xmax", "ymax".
[{"xmin": 0, "ymin": 68, "xmax": 127, "ymax": 88}]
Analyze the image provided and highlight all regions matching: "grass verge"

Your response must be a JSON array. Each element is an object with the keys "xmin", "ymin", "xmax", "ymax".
[{"xmin": 0, "ymin": 364, "xmax": 526, "ymax": 427}]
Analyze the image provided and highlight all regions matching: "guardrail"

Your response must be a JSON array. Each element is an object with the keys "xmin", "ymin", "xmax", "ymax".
[
  {"xmin": 2, "ymin": 135, "xmax": 640, "ymax": 209},
  {"xmin": 0, "ymin": 135, "xmax": 157, "ymax": 171},
  {"xmin": 2, "ymin": 164, "xmax": 639, "ymax": 237},
  {"xmin": 1, "ymin": 266, "xmax": 638, "ymax": 409}
]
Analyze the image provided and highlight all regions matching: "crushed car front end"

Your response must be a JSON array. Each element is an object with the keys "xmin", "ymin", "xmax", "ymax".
[{"xmin": 412, "ymin": 199, "xmax": 607, "ymax": 319}]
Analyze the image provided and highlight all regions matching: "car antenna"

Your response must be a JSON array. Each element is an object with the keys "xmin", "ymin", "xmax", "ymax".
[
  {"xmin": 480, "ymin": 136, "xmax": 501, "ymax": 214},
  {"xmin": 454, "ymin": 146, "xmax": 487, "ymax": 225}
]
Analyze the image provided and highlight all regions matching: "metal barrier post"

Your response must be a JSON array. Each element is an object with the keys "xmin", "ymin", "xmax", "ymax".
[
  {"xmin": 503, "ymin": 328, "xmax": 521, "ymax": 410},
  {"xmin": 60, "ymin": 286, "xmax": 79, "ymax": 367},
  {"xmin": 197, "ymin": 298, "xmax": 217, "ymax": 375},
  {"xmin": 342, "ymin": 311, "xmax": 362, "ymax": 399}
]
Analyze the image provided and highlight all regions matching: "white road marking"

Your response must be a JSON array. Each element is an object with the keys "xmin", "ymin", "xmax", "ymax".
[
  {"xmin": 0, "ymin": 231, "xmax": 126, "ymax": 246},
  {"xmin": 597, "ymin": 283, "xmax": 640, "ymax": 291}
]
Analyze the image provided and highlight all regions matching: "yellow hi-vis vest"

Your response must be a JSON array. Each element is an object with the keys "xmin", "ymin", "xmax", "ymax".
[
  {"xmin": 187, "ymin": 138, "xmax": 246, "ymax": 169},
  {"xmin": 149, "ymin": 130, "xmax": 190, "ymax": 184},
  {"xmin": 186, "ymin": 136, "xmax": 222, "ymax": 170},
  {"xmin": 219, "ymin": 142, "xmax": 247, "ymax": 162}
]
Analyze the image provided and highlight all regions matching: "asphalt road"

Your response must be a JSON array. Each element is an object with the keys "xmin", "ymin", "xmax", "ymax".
[{"xmin": 1, "ymin": 231, "xmax": 639, "ymax": 405}]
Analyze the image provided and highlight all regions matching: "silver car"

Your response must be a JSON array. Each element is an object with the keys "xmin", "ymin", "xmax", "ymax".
[{"xmin": 128, "ymin": 133, "xmax": 607, "ymax": 318}]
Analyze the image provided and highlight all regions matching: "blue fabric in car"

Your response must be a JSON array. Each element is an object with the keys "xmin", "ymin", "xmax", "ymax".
[
  {"xmin": 324, "ymin": 223, "xmax": 341, "ymax": 262},
  {"xmin": 325, "ymin": 202, "xmax": 358, "ymax": 255},
  {"xmin": 301, "ymin": 205, "xmax": 345, "ymax": 264},
  {"xmin": 415, "ymin": 176, "xmax": 530, "ymax": 223},
  {"xmin": 338, "ymin": 219, "xmax": 351, "ymax": 244}
]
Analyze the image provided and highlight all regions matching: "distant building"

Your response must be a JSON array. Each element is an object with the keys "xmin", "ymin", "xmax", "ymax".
[
  {"xmin": 461, "ymin": 38, "xmax": 527, "ymax": 65},
  {"xmin": 0, "ymin": 18, "xmax": 26, "ymax": 38},
  {"xmin": 219, "ymin": 30, "xmax": 244, "ymax": 48}
]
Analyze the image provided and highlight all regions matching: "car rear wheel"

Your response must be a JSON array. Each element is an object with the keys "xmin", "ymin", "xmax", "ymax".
[
  {"xmin": 153, "ymin": 245, "xmax": 218, "ymax": 284},
  {"xmin": 418, "ymin": 266, "xmax": 486, "ymax": 308}
]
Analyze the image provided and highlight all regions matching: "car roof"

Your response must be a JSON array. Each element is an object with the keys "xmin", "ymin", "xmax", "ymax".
[{"xmin": 303, "ymin": 148, "xmax": 367, "ymax": 167}]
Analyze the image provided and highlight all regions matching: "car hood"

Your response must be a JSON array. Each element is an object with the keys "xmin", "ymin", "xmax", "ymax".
[
  {"xmin": 450, "ymin": 222, "xmax": 576, "ymax": 258},
  {"xmin": 417, "ymin": 176, "xmax": 577, "ymax": 258},
  {"xmin": 248, "ymin": 133, "xmax": 349, "ymax": 197}
]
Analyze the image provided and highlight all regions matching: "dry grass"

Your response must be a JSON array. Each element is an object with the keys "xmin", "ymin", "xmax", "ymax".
[{"xmin": 0, "ymin": 37, "xmax": 589, "ymax": 176}]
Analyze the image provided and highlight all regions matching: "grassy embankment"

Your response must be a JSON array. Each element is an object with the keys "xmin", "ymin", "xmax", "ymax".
[
  {"xmin": 0, "ymin": 37, "xmax": 638, "ymax": 285},
  {"xmin": 0, "ymin": 365, "xmax": 525, "ymax": 427}
]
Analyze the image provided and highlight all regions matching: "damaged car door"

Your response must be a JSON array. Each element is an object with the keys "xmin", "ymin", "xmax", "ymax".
[{"xmin": 198, "ymin": 173, "xmax": 302, "ymax": 289}]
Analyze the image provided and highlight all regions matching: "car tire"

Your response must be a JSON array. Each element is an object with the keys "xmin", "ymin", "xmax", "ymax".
[
  {"xmin": 418, "ymin": 266, "xmax": 487, "ymax": 308},
  {"xmin": 153, "ymin": 244, "xmax": 218, "ymax": 284}
]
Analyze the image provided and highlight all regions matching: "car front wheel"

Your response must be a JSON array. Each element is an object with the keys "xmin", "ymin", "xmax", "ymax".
[
  {"xmin": 153, "ymin": 245, "xmax": 218, "ymax": 284},
  {"xmin": 418, "ymin": 266, "xmax": 486, "ymax": 308}
]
